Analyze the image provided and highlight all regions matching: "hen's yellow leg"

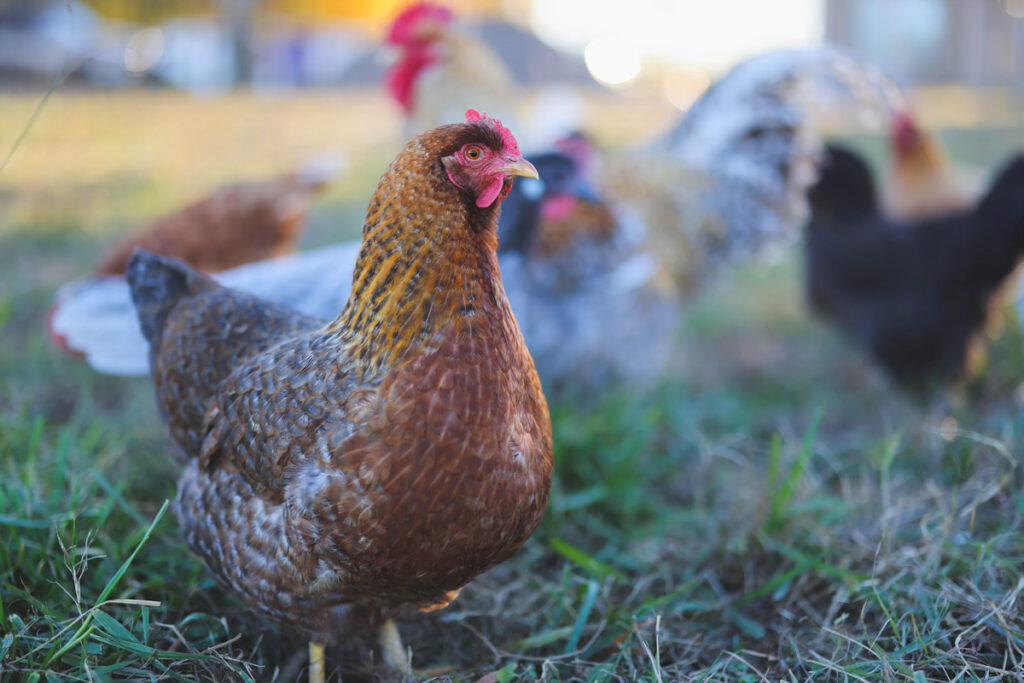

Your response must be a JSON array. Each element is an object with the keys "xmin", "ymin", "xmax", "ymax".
[
  {"xmin": 309, "ymin": 640, "xmax": 326, "ymax": 683},
  {"xmin": 378, "ymin": 619, "xmax": 410, "ymax": 672}
]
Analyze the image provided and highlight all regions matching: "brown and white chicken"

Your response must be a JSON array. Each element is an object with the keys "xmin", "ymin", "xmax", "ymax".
[{"xmin": 126, "ymin": 112, "xmax": 551, "ymax": 680}]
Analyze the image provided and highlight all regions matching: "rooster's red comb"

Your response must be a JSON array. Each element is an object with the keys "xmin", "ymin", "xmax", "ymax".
[
  {"xmin": 465, "ymin": 109, "xmax": 521, "ymax": 156},
  {"xmin": 388, "ymin": 3, "xmax": 453, "ymax": 45}
]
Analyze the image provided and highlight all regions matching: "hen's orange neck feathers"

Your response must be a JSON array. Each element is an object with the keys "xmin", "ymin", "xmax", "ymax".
[{"xmin": 331, "ymin": 122, "xmax": 520, "ymax": 376}]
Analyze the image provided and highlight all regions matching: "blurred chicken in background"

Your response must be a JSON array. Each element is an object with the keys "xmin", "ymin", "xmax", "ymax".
[
  {"xmin": 386, "ymin": 3, "xmax": 519, "ymax": 138},
  {"xmin": 49, "ymin": 3, "xmax": 906, "ymax": 392},
  {"xmin": 881, "ymin": 109, "xmax": 1024, "ymax": 338},
  {"xmin": 805, "ymin": 145, "xmax": 1024, "ymax": 390},
  {"xmin": 95, "ymin": 158, "xmax": 341, "ymax": 275},
  {"xmin": 384, "ymin": 5, "xmax": 907, "ymax": 384},
  {"xmin": 49, "ymin": 158, "xmax": 341, "ymax": 357}
]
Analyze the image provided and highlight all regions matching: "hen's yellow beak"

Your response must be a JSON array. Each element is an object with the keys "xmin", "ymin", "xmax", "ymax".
[{"xmin": 500, "ymin": 157, "xmax": 539, "ymax": 180}]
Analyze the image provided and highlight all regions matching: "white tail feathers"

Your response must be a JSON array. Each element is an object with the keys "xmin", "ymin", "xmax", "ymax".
[
  {"xmin": 51, "ymin": 276, "xmax": 151, "ymax": 376},
  {"xmin": 50, "ymin": 241, "xmax": 363, "ymax": 377}
]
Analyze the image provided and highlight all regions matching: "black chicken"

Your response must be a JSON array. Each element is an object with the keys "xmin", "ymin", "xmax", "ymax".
[{"xmin": 805, "ymin": 145, "xmax": 1024, "ymax": 389}]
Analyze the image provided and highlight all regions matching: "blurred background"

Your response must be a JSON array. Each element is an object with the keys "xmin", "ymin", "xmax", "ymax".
[{"xmin": 2, "ymin": 0, "xmax": 1023, "ymax": 237}]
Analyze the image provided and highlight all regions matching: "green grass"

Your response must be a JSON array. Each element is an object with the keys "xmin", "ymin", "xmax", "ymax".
[{"xmin": 2, "ymin": 91, "xmax": 1024, "ymax": 681}]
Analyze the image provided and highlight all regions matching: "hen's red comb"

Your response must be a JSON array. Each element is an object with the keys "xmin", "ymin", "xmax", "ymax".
[{"xmin": 465, "ymin": 109, "xmax": 521, "ymax": 156}]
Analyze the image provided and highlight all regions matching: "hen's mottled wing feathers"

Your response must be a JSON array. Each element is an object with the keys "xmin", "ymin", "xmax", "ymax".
[
  {"xmin": 196, "ymin": 331, "xmax": 357, "ymax": 499},
  {"xmin": 144, "ymin": 274, "xmax": 323, "ymax": 461}
]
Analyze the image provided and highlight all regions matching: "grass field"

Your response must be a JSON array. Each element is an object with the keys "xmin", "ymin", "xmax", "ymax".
[{"xmin": 2, "ymin": 90, "xmax": 1024, "ymax": 681}]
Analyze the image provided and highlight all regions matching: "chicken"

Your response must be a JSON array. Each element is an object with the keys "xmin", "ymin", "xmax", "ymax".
[
  {"xmin": 879, "ymin": 111, "xmax": 1022, "ymax": 337},
  {"xmin": 804, "ymin": 145, "xmax": 1024, "ymax": 389},
  {"xmin": 497, "ymin": 133, "xmax": 610, "ymax": 256},
  {"xmin": 97, "ymin": 159, "xmax": 340, "ymax": 275},
  {"xmin": 50, "ymin": 47, "xmax": 903, "ymax": 392},
  {"xmin": 48, "ymin": 160, "xmax": 339, "ymax": 360},
  {"xmin": 126, "ymin": 112, "xmax": 551, "ymax": 679},
  {"xmin": 593, "ymin": 48, "xmax": 900, "ymax": 298},
  {"xmin": 883, "ymin": 110, "xmax": 976, "ymax": 221},
  {"xmin": 386, "ymin": 3, "xmax": 518, "ymax": 139}
]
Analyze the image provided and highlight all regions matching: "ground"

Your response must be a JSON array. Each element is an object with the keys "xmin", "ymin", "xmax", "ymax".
[{"xmin": 1, "ymin": 90, "xmax": 1023, "ymax": 682}]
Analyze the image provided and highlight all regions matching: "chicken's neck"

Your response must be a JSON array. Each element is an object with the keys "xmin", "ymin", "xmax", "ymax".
[{"xmin": 332, "ymin": 168, "xmax": 509, "ymax": 377}]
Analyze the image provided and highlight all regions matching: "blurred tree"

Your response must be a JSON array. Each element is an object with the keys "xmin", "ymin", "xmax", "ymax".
[{"xmin": 85, "ymin": 0, "xmax": 212, "ymax": 23}]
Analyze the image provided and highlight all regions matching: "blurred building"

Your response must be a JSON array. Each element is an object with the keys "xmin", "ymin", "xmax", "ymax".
[{"xmin": 826, "ymin": 0, "xmax": 1024, "ymax": 87}]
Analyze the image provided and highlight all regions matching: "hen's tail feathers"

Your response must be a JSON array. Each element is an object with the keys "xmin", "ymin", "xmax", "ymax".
[
  {"xmin": 969, "ymin": 155, "xmax": 1024, "ymax": 285},
  {"xmin": 975, "ymin": 155, "xmax": 1024, "ymax": 227},
  {"xmin": 665, "ymin": 46, "xmax": 904, "ymax": 171},
  {"xmin": 126, "ymin": 250, "xmax": 211, "ymax": 345},
  {"xmin": 49, "ymin": 275, "xmax": 151, "ymax": 376},
  {"xmin": 49, "ymin": 241, "xmax": 363, "ymax": 377},
  {"xmin": 664, "ymin": 45, "xmax": 904, "ymax": 242}
]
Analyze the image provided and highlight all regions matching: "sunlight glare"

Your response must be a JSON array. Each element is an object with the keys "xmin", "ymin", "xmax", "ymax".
[
  {"xmin": 584, "ymin": 35, "xmax": 642, "ymax": 86},
  {"xmin": 531, "ymin": 0, "xmax": 823, "ymax": 73}
]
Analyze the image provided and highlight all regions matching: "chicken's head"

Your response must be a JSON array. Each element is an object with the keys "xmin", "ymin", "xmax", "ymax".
[
  {"xmin": 388, "ymin": 3, "xmax": 453, "ymax": 47},
  {"xmin": 892, "ymin": 111, "xmax": 925, "ymax": 158},
  {"xmin": 385, "ymin": 3, "xmax": 453, "ymax": 111},
  {"xmin": 441, "ymin": 109, "xmax": 538, "ymax": 208}
]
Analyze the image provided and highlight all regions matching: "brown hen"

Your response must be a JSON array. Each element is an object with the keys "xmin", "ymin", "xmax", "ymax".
[
  {"xmin": 126, "ymin": 112, "xmax": 550, "ymax": 679},
  {"xmin": 100, "ymin": 164, "xmax": 336, "ymax": 275}
]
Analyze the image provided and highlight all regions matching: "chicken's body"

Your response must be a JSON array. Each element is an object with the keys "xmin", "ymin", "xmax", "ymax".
[
  {"xmin": 805, "ymin": 146, "xmax": 1024, "ymax": 388},
  {"xmin": 128, "ymin": 118, "xmax": 552, "ymax": 655}
]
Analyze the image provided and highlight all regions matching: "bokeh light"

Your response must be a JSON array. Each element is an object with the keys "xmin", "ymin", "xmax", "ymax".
[{"xmin": 583, "ymin": 35, "xmax": 642, "ymax": 86}]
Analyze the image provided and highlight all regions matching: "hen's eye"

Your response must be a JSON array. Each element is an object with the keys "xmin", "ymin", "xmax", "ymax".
[{"xmin": 465, "ymin": 146, "xmax": 482, "ymax": 160}]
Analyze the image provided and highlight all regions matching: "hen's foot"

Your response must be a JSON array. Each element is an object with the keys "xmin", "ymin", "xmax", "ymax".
[{"xmin": 378, "ymin": 619, "xmax": 410, "ymax": 673}]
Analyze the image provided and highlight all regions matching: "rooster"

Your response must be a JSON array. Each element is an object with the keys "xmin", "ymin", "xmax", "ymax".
[
  {"xmin": 386, "ymin": 3, "xmax": 518, "ymax": 138},
  {"xmin": 126, "ymin": 111, "xmax": 551, "ymax": 681},
  {"xmin": 805, "ymin": 145, "xmax": 1024, "ymax": 389}
]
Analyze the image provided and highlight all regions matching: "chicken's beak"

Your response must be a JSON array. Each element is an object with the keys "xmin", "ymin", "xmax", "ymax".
[{"xmin": 500, "ymin": 158, "xmax": 540, "ymax": 180}]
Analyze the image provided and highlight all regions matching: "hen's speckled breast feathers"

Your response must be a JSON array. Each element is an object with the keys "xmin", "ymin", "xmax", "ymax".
[{"xmin": 129, "ymin": 116, "xmax": 552, "ymax": 634}]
